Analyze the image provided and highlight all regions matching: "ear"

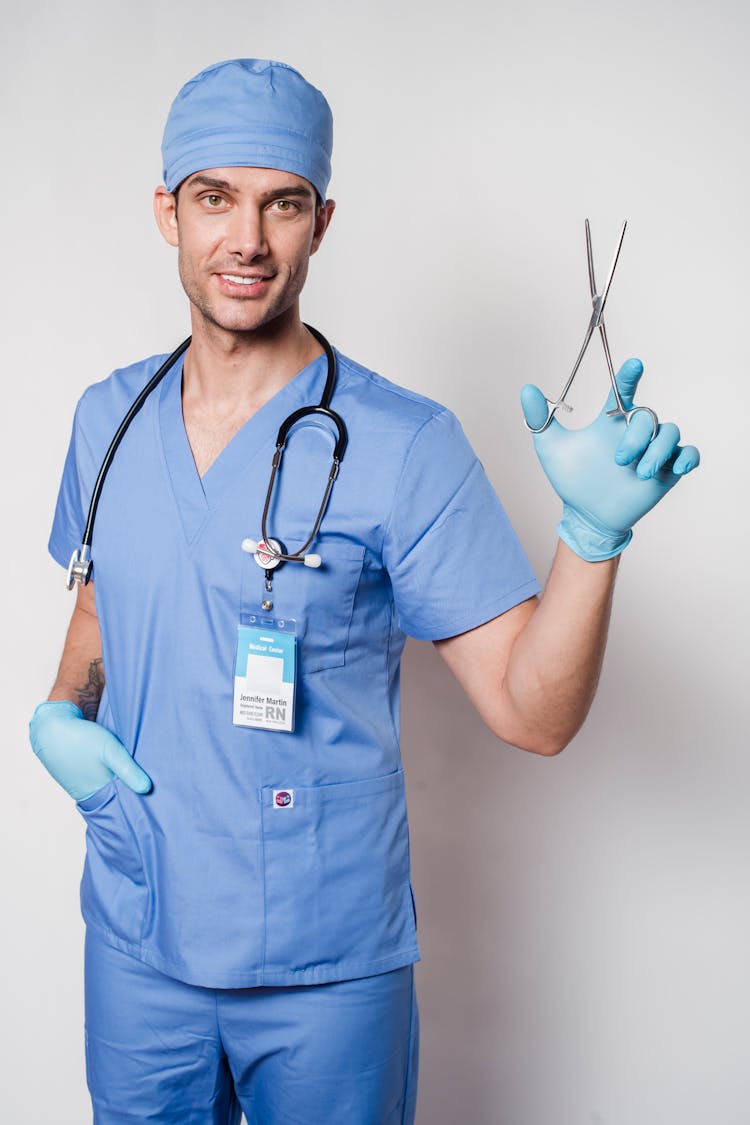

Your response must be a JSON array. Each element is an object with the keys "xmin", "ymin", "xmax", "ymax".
[
  {"xmin": 310, "ymin": 199, "xmax": 336, "ymax": 255},
  {"xmin": 153, "ymin": 185, "xmax": 179, "ymax": 247}
]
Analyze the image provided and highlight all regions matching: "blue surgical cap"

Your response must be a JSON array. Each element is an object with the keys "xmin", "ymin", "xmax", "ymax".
[{"xmin": 161, "ymin": 59, "xmax": 333, "ymax": 200}]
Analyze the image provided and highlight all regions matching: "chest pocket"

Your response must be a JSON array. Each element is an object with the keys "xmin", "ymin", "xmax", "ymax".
[
  {"xmin": 242, "ymin": 539, "xmax": 365, "ymax": 675},
  {"xmin": 295, "ymin": 541, "xmax": 365, "ymax": 674}
]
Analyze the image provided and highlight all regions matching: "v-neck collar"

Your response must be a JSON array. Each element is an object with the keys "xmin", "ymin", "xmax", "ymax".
[{"xmin": 158, "ymin": 350, "xmax": 329, "ymax": 546}]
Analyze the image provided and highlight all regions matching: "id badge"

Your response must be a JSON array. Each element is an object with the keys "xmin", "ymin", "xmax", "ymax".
[{"xmin": 233, "ymin": 617, "xmax": 297, "ymax": 732}]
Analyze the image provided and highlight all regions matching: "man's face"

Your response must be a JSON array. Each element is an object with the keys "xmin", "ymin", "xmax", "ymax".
[{"xmin": 154, "ymin": 167, "xmax": 335, "ymax": 335}]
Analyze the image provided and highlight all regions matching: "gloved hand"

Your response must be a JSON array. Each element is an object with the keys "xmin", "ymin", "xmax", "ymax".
[
  {"xmin": 29, "ymin": 700, "xmax": 152, "ymax": 802},
  {"xmin": 521, "ymin": 358, "xmax": 700, "ymax": 561}
]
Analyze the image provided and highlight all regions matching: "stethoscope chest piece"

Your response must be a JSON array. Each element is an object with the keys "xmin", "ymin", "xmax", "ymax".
[{"xmin": 67, "ymin": 545, "xmax": 93, "ymax": 590}]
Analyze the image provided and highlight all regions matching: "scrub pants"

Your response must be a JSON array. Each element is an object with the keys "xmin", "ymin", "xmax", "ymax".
[{"xmin": 84, "ymin": 928, "xmax": 419, "ymax": 1124}]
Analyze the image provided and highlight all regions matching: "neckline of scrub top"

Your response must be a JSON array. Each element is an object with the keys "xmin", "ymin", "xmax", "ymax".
[{"xmin": 158, "ymin": 349, "xmax": 329, "ymax": 546}]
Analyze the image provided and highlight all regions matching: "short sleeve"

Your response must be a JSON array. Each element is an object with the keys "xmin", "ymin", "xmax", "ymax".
[
  {"xmin": 383, "ymin": 410, "xmax": 540, "ymax": 640},
  {"xmin": 48, "ymin": 400, "xmax": 87, "ymax": 569}
]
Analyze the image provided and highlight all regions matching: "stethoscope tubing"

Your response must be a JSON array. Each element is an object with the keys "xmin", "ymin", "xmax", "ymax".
[
  {"xmin": 81, "ymin": 336, "xmax": 192, "ymax": 550},
  {"xmin": 69, "ymin": 326, "xmax": 345, "ymax": 587}
]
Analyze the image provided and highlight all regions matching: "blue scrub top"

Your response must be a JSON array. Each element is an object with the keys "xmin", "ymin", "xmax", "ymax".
[{"xmin": 50, "ymin": 348, "xmax": 540, "ymax": 988}]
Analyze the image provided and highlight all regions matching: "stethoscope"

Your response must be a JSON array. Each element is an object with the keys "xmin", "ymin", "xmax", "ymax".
[{"xmin": 66, "ymin": 325, "xmax": 348, "ymax": 600}]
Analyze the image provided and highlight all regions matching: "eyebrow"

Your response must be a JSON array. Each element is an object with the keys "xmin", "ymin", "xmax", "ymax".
[
  {"xmin": 185, "ymin": 174, "xmax": 234, "ymax": 191},
  {"xmin": 184, "ymin": 174, "xmax": 315, "ymax": 202}
]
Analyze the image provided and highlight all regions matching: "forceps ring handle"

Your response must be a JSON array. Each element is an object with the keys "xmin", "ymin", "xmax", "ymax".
[
  {"xmin": 527, "ymin": 399, "xmax": 659, "ymax": 440},
  {"xmin": 606, "ymin": 403, "xmax": 659, "ymax": 443},
  {"xmin": 525, "ymin": 398, "xmax": 573, "ymax": 434}
]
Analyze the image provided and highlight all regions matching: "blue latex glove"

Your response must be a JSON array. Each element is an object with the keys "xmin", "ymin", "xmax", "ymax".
[
  {"xmin": 521, "ymin": 358, "xmax": 700, "ymax": 561},
  {"xmin": 29, "ymin": 700, "xmax": 152, "ymax": 802}
]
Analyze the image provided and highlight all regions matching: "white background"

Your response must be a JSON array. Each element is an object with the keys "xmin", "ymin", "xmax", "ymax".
[{"xmin": 2, "ymin": 1, "xmax": 747, "ymax": 1122}]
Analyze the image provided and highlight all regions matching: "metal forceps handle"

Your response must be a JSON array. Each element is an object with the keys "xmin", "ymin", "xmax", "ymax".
[
  {"xmin": 527, "ymin": 220, "xmax": 658, "ymax": 441},
  {"xmin": 588, "ymin": 221, "xmax": 659, "ymax": 443}
]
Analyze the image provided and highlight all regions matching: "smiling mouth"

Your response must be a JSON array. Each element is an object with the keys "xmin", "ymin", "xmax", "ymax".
[{"xmin": 220, "ymin": 274, "xmax": 268, "ymax": 286}]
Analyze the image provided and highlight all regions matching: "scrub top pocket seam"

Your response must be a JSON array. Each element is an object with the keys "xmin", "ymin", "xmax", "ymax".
[
  {"xmin": 297, "ymin": 542, "xmax": 366, "ymax": 675},
  {"xmin": 258, "ymin": 769, "xmax": 417, "ymax": 976}
]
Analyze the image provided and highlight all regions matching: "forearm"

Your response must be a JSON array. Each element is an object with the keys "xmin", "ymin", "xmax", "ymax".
[
  {"xmin": 501, "ymin": 541, "xmax": 618, "ymax": 753},
  {"xmin": 31, "ymin": 586, "xmax": 150, "ymax": 798},
  {"xmin": 436, "ymin": 540, "xmax": 619, "ymax": 755},
  {"xmin": 49, "ymin": 591, "xmax": 104, "ymax": 720}
]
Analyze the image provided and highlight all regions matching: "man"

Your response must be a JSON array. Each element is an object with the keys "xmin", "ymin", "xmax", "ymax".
[{"xmin": 29, "ymin": 59, "xmax": 698, "ymax": 1124}]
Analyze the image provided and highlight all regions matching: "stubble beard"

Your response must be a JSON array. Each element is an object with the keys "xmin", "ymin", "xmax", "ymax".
[{"xmin": 178, "ymin": 254, "xmax": 310, "ymax": 338}]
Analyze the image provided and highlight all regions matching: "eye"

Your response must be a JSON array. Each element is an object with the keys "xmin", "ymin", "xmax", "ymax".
[
  {"xmin": 205, "ymin": 194, "xmax": 224, "ymax": 207},
  {"xmin": 273, "ymin": 199, "xmax": 298, "ymax": 213}
]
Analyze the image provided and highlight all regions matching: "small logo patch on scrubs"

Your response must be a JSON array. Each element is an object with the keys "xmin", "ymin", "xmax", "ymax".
[
  {"xmin": 234, "ymin": 620, "xmax": 297, "ymax": 732},
  {"xmin": 273, "ymin": 789, "xmax": 294, "ymax": 809}
]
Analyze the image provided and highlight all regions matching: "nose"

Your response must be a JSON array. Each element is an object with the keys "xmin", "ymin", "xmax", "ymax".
[{"xmin": 227, "ymin": 204, "xmax": 269, "ymax": 261}]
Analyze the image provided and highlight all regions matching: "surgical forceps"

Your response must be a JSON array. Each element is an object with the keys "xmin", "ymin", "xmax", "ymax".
[{"xmin": 527, "ymin": 221, "xmax": 659, "ymax": 441}]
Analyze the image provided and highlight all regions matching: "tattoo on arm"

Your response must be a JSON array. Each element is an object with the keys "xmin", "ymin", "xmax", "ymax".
[{"xmin": 76, "ymin": 658, "xmax": 104, "ymax": 721}]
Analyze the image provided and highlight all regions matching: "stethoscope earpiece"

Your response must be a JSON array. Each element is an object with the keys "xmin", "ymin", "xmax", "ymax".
[{"xmin": 241, "ymin": 539, "xmax": 323, "ymax": 570}]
